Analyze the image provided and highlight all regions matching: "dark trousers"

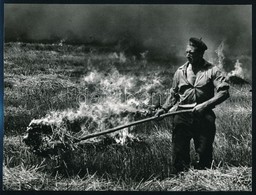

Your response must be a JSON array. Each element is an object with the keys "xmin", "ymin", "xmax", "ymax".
[{"xmin": 172, "ymin": 110, "xmax": 216, "ymax": 173}]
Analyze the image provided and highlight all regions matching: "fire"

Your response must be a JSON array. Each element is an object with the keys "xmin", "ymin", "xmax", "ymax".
[
  {"xmin": 58, "ymin": 39, "xmax": 66, "ymax": 46},
  {"xmin": 23, "ymin": 68, "xmax": 167, "ymax": 154},
  {"xmin": 83, "ymin": 71, "xmax": 102, "ymax": 83},
  {"xmin": 215, "ymin": 41, "xmax": 225, "ymax": 71},
  {"xmin": 215, "ymin": 41, "xmax": 247, "ymax": 82},
  {"xmin": 108, "ymin": 52, "xmax": 127, "ymax": 63},
  {"xmin": 228, "ymin": 59, "xmax": 245, "ymax": 79}
]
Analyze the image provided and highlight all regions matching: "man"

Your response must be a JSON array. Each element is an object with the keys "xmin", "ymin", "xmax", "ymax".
[{"xmin": 155, "ymin": 37, "xmax": 230, "ymax": 173}]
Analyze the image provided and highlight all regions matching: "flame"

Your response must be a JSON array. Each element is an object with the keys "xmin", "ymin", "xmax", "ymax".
[
  {"xmin": 114, "ymin": 128, "xmax": 139, "ymax": 145},
  {"xmin": 140, "ymin": 50, "xmax": 149, "ymax": 59},
  {"xmin": 107, "ymin": 52, "xmax": 127, "ymax": 63},
  {"xmin": 83, "ymin": 71, "xmax": 102, "ymax": 83},
  {"xmin": 25, "ymin": 68, "xmax": 166, "ymax": 149},
  {"xmin": 214, "ymin": 41, "xmax": 247, "ymax": 82},
  {"xmin": 119, "ymin": 52, "xmax": 127, "ymax": 63},
  {"xmin": 58, "ymin": 39, "xmax": 66, "ymax": 46},
  {"xmin": 228, "ymin": 59, "xmax": 245, "ymax": 79},
  {"xmin": 215, "ymin": 41, "xmax": 225, "ymax": 71}
]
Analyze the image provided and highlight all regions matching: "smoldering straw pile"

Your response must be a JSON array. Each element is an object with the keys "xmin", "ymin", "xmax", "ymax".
[{"xmin": 22, "ymin": 68, "xmax": 174, "ymax": 179}]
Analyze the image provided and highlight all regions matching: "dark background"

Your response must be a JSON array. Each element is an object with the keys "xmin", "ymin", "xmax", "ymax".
[{"xmin": 4, "ymin": 4, "xmax": 252, "ymax": 79}]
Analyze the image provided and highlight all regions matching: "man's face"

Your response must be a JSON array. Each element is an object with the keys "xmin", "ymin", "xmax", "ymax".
[{"xmin": 185, "ymin": 45, "xmax": 202, "ymax": 64}]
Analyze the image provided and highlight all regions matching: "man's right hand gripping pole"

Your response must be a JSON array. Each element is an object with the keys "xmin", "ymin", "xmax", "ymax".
[{"xmin": 154, "ymin": 108, "xmax": 167, "ymax": 120}]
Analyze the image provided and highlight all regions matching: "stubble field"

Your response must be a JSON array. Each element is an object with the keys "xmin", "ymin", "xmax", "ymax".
[{"xmin": 3, "ymin": 42, "xmax": 252, "ymax": 191}]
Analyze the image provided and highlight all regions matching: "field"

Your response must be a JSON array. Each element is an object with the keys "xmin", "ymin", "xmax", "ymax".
[{"xmin": 3, "ymin": 42, "xmax": 252, "ymax": 191}]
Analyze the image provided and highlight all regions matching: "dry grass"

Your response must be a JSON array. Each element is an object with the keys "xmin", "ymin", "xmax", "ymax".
[
  {"xmin": 3, "ymin": 164, "xmax": 251, "ymax": 191},
  {"xmin": 3, "ymin": 42, "xmax": 252, "ymax": 191},
  {"xmin": 141, "ymin": 167, "xmax": 252, "ymax": 191},
  {"xmin": 3, "ymin": 164, "xmax": 47, "ymax": 191}
]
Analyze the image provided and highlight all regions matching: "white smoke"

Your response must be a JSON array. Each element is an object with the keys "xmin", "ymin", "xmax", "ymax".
[
  {"xmin": 215, "ymin": 41, "xmax": 247, "ymax": 81},
  {"xmin": 215, "ymin": 41, "xmax": 225, "ymax": 71},
  {"xmin": 228, "ymin": 59, "xmax": 245, "ymax": 79}
]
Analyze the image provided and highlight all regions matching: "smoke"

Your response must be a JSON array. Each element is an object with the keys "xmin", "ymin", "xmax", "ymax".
[
  {"xmin": 228, "ymin": 59, "xmax": 244, "ymax": 79},
  {"xmin": 214, "ymin": 40, "xmax": 252, "ymax": 81},
  {"xmin": 215, "ymin": 41, "xmax": 225, "ymax": 71},
  {"xmin": 4, "ymin": 4, "xmax": 252, "ymax": 78}
]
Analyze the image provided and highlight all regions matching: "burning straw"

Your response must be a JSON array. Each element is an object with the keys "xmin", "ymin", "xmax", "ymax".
[
  {"xmin": 23, "ymin": 69, "xmax": 175, "ymax": 180},
  {"xmin": 22, "ymin": 101, "xmax": 174, "ymax": 180}
]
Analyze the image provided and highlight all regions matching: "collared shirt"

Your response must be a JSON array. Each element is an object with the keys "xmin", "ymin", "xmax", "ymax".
[{"xmin": 162, "ymin": 60, "xmax": 229, "ymax": 110}]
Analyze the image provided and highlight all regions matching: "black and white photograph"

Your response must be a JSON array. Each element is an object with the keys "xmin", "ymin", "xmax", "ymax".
[{"xmin": 2, "ymin": 4, "xmax": 252, "ymax": 191}]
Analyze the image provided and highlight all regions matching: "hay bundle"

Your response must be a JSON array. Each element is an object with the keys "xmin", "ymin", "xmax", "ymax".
[{"xmin": 23, "ymin": 102, "xmax": 152, "ymax": 156}]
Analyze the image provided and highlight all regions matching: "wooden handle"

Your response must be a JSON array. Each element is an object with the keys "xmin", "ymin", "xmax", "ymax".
[{"xmin": 76, "ymin": 109, "xmax": 193, "ymax": 142}]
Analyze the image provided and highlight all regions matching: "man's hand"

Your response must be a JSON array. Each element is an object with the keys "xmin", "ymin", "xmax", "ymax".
[
  {"xmin": 154, "ymin": 108, "xmax": 166, "ymax": 119},
  {"xmin": 192, "ymin": 103, "xmax": 208, "ymax": 115}
]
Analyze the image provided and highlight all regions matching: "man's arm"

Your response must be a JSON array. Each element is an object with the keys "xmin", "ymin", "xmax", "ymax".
[
  {"xmin": 161, "ymin": 88, "xmax": 179, "ymax": 112},
  {"xmin": 193, "ymin": 89, "xmax": 229, "ymax": 114},
  {"xmin": 193, "ymin": 66, "xmax": 230, "ymax": 114},
  {"xmin": 155, "ymin": 89, "xmax": 179, "ymax": 117},
  {"xmin": 155, "ymin": 71, "xmax": 179, "ymax": 117}
]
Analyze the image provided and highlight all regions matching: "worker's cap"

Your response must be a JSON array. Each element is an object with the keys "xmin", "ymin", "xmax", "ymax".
[{"xmin": 188, "ymin": 37, "xmax": 208, "ymax": 52}]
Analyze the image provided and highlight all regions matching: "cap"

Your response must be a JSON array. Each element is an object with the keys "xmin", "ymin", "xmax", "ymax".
[{"xmin": 189, "ymin": 37, "xmax": 208, "ymax": 52}]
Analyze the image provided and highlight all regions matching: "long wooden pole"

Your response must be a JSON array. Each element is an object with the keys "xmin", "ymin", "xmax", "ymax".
[{"xmin": 75, "ymin": 109, "xmax": 192, "ymax": 143}]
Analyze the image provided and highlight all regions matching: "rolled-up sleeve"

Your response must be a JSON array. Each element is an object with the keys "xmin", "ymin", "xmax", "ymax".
[{"xmin": 212, "ymin": 67, "xmax": 229, "ymax": 92}]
